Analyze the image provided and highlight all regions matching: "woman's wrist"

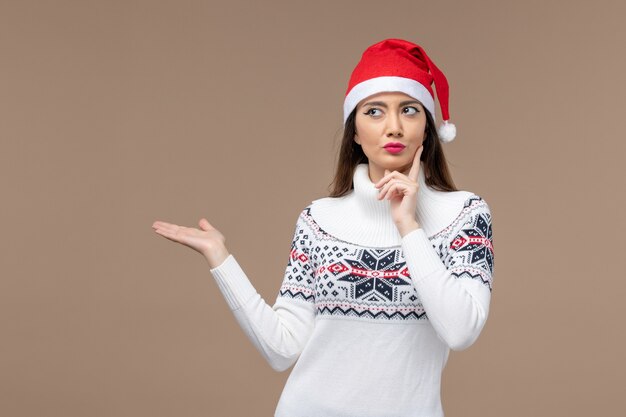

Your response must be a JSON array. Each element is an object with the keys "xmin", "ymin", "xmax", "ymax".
[
  {"xmin": 397, "ymin": 220, "xmax": 421, "ymax": 238},
  {"xmin": 204, "ymin": 244, "xmax": 231, "ymax": 269}
]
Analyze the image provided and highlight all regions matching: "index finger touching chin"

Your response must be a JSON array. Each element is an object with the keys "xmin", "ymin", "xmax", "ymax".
[{"xmin": 407, "ymin": 146, "xmax": 421, "ymax": 181}]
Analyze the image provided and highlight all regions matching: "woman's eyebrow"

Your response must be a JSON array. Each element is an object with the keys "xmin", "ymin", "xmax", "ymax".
[{"xmin": 362, "ymin": 100, "xmax": 421, "ymax": 108}]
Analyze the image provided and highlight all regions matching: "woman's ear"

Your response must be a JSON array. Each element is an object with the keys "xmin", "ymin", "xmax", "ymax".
[{"xmin": 354, "ymin": 134, "xmax": 360, "ymax": 145}]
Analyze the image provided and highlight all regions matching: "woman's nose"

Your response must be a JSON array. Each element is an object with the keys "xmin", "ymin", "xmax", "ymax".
[{"xmin": 385, "ymin": 113, "xmax": 403, "ymax": 136}]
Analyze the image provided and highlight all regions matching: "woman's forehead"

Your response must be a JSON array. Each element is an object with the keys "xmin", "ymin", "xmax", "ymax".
[{"xmin": 357, "ymin": 91, "xmax": 422, "ymax": 107}]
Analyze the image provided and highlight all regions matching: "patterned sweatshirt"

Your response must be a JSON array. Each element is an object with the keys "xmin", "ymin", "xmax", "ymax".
[{"xmin": 209, "ymin": 162, "xmax": 495, "ymax": 417}]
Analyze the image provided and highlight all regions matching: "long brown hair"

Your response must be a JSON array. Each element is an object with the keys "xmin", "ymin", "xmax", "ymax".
[{"xmin": 327, "ymin": 106, "xmax": 459, "ymax": 197}]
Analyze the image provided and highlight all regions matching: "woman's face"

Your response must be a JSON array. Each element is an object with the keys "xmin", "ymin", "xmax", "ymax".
[{"xmin": 354, "ymin": 91, "xmax": 427, "ymax": 182}]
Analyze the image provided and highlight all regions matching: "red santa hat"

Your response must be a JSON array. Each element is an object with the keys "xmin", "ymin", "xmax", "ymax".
[{"xmin": 343, "ymin": 38, "xmax": 457, "ymax": 143}]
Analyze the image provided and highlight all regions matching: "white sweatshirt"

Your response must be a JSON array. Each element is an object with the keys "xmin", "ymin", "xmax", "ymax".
[{"xmin": 209, "ymin": 162, "xmax": 495, "ymax": 417}]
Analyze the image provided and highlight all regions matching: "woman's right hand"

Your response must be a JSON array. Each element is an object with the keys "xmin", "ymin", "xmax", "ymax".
[{"xmin": 152, "ymin": 218, "xmax": 230, "ymax": 269}]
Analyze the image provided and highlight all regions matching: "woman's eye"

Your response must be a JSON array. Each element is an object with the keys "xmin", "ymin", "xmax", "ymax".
[
  {"xmin": 404, "ymin": 106, "xmax": 419, "ymax": 115},
  {"xmin": 365, "ymin": 108, "xmax": 382, "ymax": 116}
]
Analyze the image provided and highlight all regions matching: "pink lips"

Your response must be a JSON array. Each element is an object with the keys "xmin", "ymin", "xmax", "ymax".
[{"xmin": 383, "ymin": 142, "xmax": 405, "ymax": 154}]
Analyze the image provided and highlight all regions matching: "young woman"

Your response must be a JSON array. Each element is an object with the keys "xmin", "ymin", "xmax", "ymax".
[{"xmin": 152, "ymin": 38, "xmax": 495, "ymax": 417}]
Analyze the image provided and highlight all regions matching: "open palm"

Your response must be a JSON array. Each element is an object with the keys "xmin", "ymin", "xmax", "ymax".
[{"xmin": 152, "ymin": 218, "xmax": 225, "ymax": 258}]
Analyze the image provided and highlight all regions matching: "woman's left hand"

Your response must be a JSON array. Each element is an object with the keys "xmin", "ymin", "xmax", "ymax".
[{"xmin": 374, "ymin": 145, "xmax": 424, "ymax": 237}]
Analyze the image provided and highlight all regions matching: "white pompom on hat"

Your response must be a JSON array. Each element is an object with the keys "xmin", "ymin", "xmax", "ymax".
[{"xmin": 343, "ymin": 38, "xmax": 457, "ymax": 143}]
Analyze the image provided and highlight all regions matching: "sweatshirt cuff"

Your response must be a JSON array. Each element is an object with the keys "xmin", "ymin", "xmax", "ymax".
[
  {"xmin": 209, "ymin": 254, "xmax": 258, "ymax": 310},
  {"xmin": 401, "ymin": 228, "xmax": 447, "ymax": 283}
]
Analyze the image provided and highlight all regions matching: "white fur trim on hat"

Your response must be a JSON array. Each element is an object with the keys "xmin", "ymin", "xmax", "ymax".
[{"xmin": 343, "ymin": 76, "xmax": 435, "ymax": 125}]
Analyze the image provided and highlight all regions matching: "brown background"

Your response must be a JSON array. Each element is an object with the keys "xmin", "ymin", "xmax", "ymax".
[{"xmin": 2, "ymin": 0, "xmax": 624, "ymax": 416}]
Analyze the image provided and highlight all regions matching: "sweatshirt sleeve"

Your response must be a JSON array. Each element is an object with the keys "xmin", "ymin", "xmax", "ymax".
[
  {"xmin": 208, "ymin": 208, "xmax": 317, "ymax": 372},
  {"xmin": 401, "ymin": 196, "xmax": 494, "ymax": 351}
]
